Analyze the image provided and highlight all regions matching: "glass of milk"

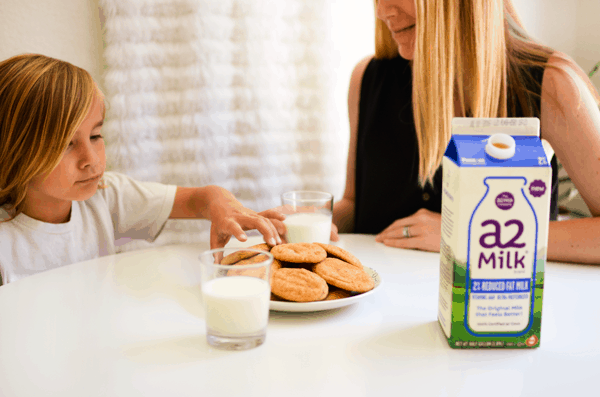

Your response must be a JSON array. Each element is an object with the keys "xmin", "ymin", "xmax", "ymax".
[
  {"xmin": 199, "ymin": 248, "xmax": 274, "ymax": 350},
  {"xmin": 281, "ymin": 191, "xmax": 333, "ymax": 244}
]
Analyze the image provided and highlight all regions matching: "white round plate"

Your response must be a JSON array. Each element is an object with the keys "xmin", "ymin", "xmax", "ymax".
[{"xmin": 269, "ymin": 266, "xmax": 382, "ymax": 312}]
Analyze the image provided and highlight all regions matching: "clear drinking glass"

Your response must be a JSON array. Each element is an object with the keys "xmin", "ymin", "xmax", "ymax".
[
  {"xmin": 280, "ymin": 191, "xmax": 333, "ymax": 244},
  {"xmin": 199, "ymin": 247, "xmax": 273, "ymax": 350}
]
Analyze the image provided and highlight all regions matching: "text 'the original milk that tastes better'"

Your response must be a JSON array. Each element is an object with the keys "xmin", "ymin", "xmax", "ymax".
[{"xmin": 438, "ymin": 118, "xmax": 552, "ymax": 349}]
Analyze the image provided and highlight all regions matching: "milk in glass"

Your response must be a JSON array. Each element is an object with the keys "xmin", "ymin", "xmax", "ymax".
[
  {"xmin": 284, "ymin": 212, "xmax": 331, "ymax": 244},
  {"xmin": 203, "ymin": 277, "xmax": 270, "ymax": 335},
  {"xmin": 438, "ymin": 118, "xmax": 551, "ymax": 349}
]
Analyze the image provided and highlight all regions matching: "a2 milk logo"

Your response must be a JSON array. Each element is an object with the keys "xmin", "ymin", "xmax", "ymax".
[
  {"xmin": 478, "ymin": 218, "xmax": 526, "ymax": 270},
  {"xmin": 467, "ymin": 177, "xmax": 537, "ymax": 333},
  {"xmin": 469, "ymin": 178, "xmax": 536, "ymax": 273}
]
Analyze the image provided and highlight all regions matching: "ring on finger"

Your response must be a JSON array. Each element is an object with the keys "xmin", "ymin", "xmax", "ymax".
[{"xmin": 403, "ymin": 225, "xmax": 411, "ymax": 239}]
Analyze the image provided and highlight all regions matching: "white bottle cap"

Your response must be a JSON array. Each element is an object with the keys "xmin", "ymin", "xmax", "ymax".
[{"xmin": 485, "ymin": 133, "xmax": 516, "ymax": 160}]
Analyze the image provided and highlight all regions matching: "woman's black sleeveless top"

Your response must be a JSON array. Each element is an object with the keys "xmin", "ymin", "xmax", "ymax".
[{"xmin": 353, "ymin": 56, "xmax": 559, "ymax": 234}]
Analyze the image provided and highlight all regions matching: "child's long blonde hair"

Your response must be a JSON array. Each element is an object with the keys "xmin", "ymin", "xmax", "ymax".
[
  {"xmin": 374, "ymin": 0, "xmax": 600, "ymax": 186},
  {"xmin": 0, "ymin": 54, "xmax": 96, "ymax": 219}
]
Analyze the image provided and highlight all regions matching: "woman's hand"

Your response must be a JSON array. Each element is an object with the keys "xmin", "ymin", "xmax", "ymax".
[
  {"xmin": 330, "ymin": 222, "xmax": 340, "ymax": 242},
  {"xmin": 375, "ymin": 208, "xmax": 442, "ymax": 252}
]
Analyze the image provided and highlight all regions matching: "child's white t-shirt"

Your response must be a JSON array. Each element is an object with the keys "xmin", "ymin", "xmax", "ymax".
[{"xmin": 0, "ymin": 172, "xmax": 177, "ymax": 285}]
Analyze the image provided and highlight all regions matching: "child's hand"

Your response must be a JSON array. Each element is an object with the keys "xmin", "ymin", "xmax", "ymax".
[
  {"xmin": 257, "ymin": 208, "xmax": 287, "ymax": 242},
  {"xmin": 208, "ymin": 197, "xmax": 286, "ymax": 250},
  {"xmin": 170, "ymin": 186, "xmax": 286, "ymax": 249}
]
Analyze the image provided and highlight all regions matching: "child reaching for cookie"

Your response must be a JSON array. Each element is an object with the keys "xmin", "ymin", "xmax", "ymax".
[{"xmin": 0, "ymin": 54, "xmax": 285, "ymax": 285}]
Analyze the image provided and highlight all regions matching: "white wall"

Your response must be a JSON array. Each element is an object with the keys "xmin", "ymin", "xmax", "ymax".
[
  {"xmin": 327, "ymin": 0, "xmax": 376, "ymax": 156},
  {"xmin": 0, "ymin": 0, "xmax": 105, "ymax": 91},
  {"xmin": 574, "ymin": 1, "xmax": 600, "ymax": 89},
  {"xmin": 513, "ymin": 0, "xmax": 600, "ymax": 87},
  {"xmin": 513, "ymin": 0, "xmax": 578, "ymax": 57}
]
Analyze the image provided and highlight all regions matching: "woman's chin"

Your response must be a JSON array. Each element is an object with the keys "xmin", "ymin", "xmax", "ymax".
[{"xmin": 397, "ymin": 45, "xmax": 415, "ymax": 61}]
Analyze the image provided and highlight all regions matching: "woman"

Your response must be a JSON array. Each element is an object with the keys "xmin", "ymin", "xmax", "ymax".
[{"xmin": 332, "ymin": 0, "xmax": 600, "ymax": 264}]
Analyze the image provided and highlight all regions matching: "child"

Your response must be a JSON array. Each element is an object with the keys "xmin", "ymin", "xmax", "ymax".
[{"xmin": 0, "ymin": 54, "xmax": 285, "ymax": 285}]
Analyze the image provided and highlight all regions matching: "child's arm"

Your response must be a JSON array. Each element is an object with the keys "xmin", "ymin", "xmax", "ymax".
[{"xmin": 169, "ymin": 186, "xmax": 285, "ymax": 249}]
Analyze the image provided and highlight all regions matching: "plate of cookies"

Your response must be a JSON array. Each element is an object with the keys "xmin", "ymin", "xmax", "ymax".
[{"xmin": 226, "ymin": 241, "xmax": 381, "ymax": 312}]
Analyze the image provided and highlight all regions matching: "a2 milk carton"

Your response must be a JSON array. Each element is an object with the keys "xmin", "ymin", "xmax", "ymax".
[{"xmin": 438, "ymin": 118, "xmax": 552, "ymax": 349}]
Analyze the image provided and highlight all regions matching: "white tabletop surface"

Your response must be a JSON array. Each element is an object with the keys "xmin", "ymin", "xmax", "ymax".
[{"xmin": 0, "ymin": 234, "xmax": 598, "ymax": 397}]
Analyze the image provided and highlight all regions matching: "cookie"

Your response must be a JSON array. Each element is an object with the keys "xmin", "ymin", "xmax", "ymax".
[
  {"xmin": 280, "ymin": 260, "xmax": 314, "ymax": 271},
  {"xmin": 270, "ymin": 258, "xmax": 282, "ymax": 283},
  {"xmin": 313, "ymin": 258, "xmax": 374, "ymax": 293},
  {"xmin": 270, "ymin": 243, "xmax": 327, "ymax": 264},
  {"xmin": 271, "ymin": 268, "xmax": 328, "ymax": 302},
  {"xmin": 227, "ymin": 255, "xmax": 281, "ymax": 281},
  {"xmin": 233, "ymin": 253, "xmax": 271, "ymax": 266},
  {"xmin": 314, "ymin": 243, "xmax": 362, "ymax": 269},
  {"xmin": 221, "ymin": 243, "xmax": 271, "ymax": 265},
  {"xmin": 324, "ymin": 287, "xmax": 353, "ymax": 301},
  {"xmin": 318, "ymin": 283, "xmax": 328, "ymax": 300},
  {"xmin": 271, "ymin": 293, "xmax": 286, "ymax": 301}
]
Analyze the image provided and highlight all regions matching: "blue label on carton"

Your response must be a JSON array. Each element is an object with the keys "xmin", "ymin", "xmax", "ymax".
[{"xmin": 445, "ymin": 135, "xmax": 550, "ymax": 168}]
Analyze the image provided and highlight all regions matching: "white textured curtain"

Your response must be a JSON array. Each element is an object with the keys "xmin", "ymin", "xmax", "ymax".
[{"xmin": 100, "ymin": 0, "xmax": 346, "ymax": 250}]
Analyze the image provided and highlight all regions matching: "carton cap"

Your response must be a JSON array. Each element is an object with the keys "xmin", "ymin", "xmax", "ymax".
[{"xmin": 485, "ymin": 134, "xmax": 516, "ymax": 160}]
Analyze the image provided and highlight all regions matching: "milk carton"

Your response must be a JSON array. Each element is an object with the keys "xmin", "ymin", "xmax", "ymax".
[{"xmin": 437, "ymin": 118, "xmax": 551, "ymax": 349}]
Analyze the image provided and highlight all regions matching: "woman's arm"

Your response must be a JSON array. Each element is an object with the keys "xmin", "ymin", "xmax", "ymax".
[
  {"xmin": 548, "ymin": 217, "xmax": 600, "ymax": 263},
  {"xmin": 541, "ymin": 53, "xmax": 600, "ymax": 264},
  {"xmin": 333, "ymin": 55, "xmax": 373, "ymax": 234}
]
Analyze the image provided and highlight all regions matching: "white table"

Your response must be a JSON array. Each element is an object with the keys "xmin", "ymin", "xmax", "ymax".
[{"xmin": 0, "ymin": 234, "xmax": 598, "ymax": 397}]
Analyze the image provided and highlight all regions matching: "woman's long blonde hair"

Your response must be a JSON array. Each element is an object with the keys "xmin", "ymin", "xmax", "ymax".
[
  {"xmin": 0, "ymin": 54, "xmax": 96, "ymax": 219},
  {"xmin": 375, "ymin": 0, "xmax": 600, "ymax": 186}
]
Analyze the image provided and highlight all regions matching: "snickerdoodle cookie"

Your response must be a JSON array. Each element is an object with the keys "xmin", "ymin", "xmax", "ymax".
[
  {"xmin": 221, "ymin": 243, "xmax": 271, "ymax": 265},
  {"xmin": 270, "ymin": 243, "xmax": 327, "ymax": 264},
  {"xmin": 324, "ymin": 287, "xmax": 353, "ymax": 301},
  {"xmin": 227, "ymin": 255, "xmax": 281, "ymax": 282},
  {"xmin": 271, "ymin": 268, "xmax": 328, "ymax": 302},
  {"xmin": 313, "ymin": 258, "xmax": 374, "ymax": 293},
  {"xmin": 314, "ymin": 243, "xmax": 363, "ymax": 269}
]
